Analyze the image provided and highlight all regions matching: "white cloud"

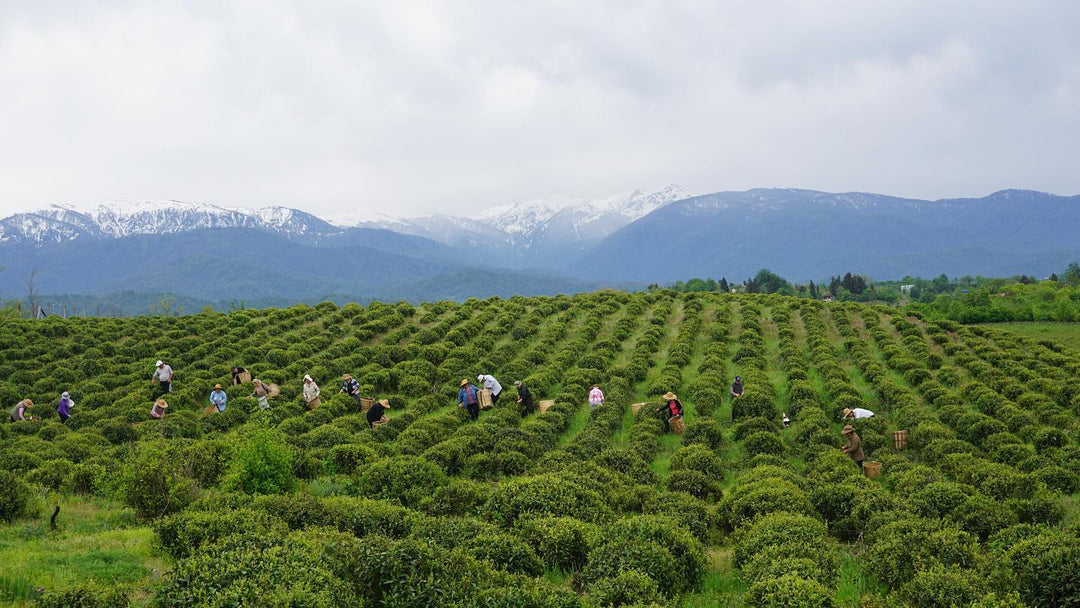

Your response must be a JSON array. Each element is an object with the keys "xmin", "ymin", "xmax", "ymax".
[{"xmin": 0, "ymin": 0, "xmax": 1077, "ymax": 218}]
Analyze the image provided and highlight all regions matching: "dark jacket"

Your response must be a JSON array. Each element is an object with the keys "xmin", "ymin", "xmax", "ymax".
[
  {"xmin": 844, "ymin": 432, "xmax": 864, "ymax": 462},
  {"xmin": 458, "ymin": 384, "xmax": 480, "ymax": 407},
  {"xmin": 341, "ymin": 378, "xmax": 361, "ymax": 395},
  {"xmin": 517, "ymin": 384, "xmax": 535, "ymax": 413},
  {"xmin": 367, "ymin": 402, "xmax": 387, "ymax": 426}
]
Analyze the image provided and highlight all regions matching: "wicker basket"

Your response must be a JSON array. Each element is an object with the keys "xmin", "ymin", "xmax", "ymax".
[
  {"xmin": 306, "ymin": 396, "xmax": 322, "ymax": 411},
  {"xmin": 864, "ymin": 461, "xmax": 882, "ymax": 479},
  {"xmin": 668, "ymin": 415, "xmax": 685, "ymax": 435},
  {"xmin": 371, "ymin": 416, "xmax": 389, "ymax": 428},
  {"xmin": 360, "ymin": 396, "xmax": 375, "ymax": 411},
  {"xmin": 479, "ymin": 388, "xmax": 493, "ymax": 410},
  {"xmin": 538, "ymin": 399, "xmax": 555, "ymax": 413},
  {"xmin": 238, "ymin": 371, "xmax": 252, "ymax": 384},
  {"xmin": 892, "ymin": 430, "xmax": 909, "ymax": 450},
  {"xmin": 267, "ymin": 383, "xmax": 280, "ymax": 398},
  {"xmin": 631, "ymin": 403, "xmax": 645, "ymax": 415}
]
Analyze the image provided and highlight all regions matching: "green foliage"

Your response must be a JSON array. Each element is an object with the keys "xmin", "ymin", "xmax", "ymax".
[
  {"xmin": 120, "ymin": 442, "xmax": 197, "ymax": 520},
  {"xmin": 224, "ymin": 426, "xmax": 297, "ymax": 495},
  {"xmin": 0, "ymin": 470, "xmax": 34, "ymax": 522},
  {"xmin": 744, "ymin": 574, "xmax": 836, "ymax": 608}
]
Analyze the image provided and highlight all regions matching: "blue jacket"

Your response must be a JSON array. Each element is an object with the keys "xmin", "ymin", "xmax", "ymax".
[
  {"xmin": 458, "ymin": 384, "xmax": 479, "ymax": 406},
  {"xmin": 210, "ymin": 390, "xmax": 227, "ymax": 409}
]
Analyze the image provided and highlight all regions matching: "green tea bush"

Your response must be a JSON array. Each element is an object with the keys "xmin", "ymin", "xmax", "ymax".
[
  {"xmin": 899, "ymin": 566, "xmax": 982, "ymax": 608},
  {"xmin": 0, "ymin": 470, "xmax": 34, "ymax": 521},
  {"xmin": 484, "ymin": 474, "xmax": 613, "ymax": 526},
  {"xmin": 119, "ymin": 442, "xmax": 196, "ymax": 520},
  {"xmin": 585, "ymin": 537, "xmax": 679, "ymax": 597},
  {"xmin": 744, "ymin": 574, "xmax": 835, "ymax": 608},
  {"xmin": 224, "ymin": 426, "xmax": 297, "ymax": 495},
  {"xmin": 997, "ymin": 530, "xmax": 1080, "ymax": 608},
  {"xmin": 590, "ymin": 570, "xmax": 662, "ymax": 607},
  {"xmin": 35, "ymin": 584, "xmax": 130, "ymax": 608}
]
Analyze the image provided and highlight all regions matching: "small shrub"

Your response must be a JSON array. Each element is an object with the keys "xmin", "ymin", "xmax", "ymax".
[
  {"xmin": 590, "ymin": 570, "xmax": 661, "ymax": 608},
  {"xmin": 744, "ymin": 574, "xmax": 835, "ymax": 608},
  {"xmin": 0, "ymin": 471, "xmax": 34, "ymax": 522},
  {"xmin": 224, "ymin": 426, "xmax": 297, "ymax": 495},
  {"xmin": 120, "ymin": 443, "xmax": 196, "ymax": 520}
]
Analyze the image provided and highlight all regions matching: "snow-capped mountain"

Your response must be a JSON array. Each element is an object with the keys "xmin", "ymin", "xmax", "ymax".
[{"xmin": 0, "ymin": 200, "xmax": 336, "ymax": 244}]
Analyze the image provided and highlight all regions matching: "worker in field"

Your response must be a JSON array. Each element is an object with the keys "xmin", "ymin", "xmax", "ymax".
[
  {"xmin": 514, "ymin": 380, "xmax": 535, "ymax": 417},
  {"xmin": 252, "ymin": 379, "xmax": 273, "ymax": 410},
  {"xmin": 231, "ymin": 366, "xmax": 249, "ymax": 385},
  {"xmin": 10, "ymin": 399, "xmax": 33, "ymax": 422},
  {"xmin": 340, "ymin": 373, "xmax": 362, "ymax": 408},
  {"xmin": 303, "ymin": 375, "xmax": 321, "ymax": 410},
  {"xmin": 150, "ymin": 398, "xmax": 168, "ymax": 419},
  {"xmin": 56, "ymin": 392, "xmax": 75, "ymax": 423},
  {"xmin": 655, "ymin": 391, "xmax": 684, "ymax": 432},
  {"xmin": 842, "ymin": 407, "xmax": 875, "ymax": 420},
  {"xmin": 209, "ymin": 384, "xmax": 228, "ymax": 413},
  {"xmin": 588, "ymin": 384, "xmax": 605, "ymax": 408},
  {"xmin": 367, "ymin": 398, "xmax": 390, "ymax": 429},
  {"xmin": 841, "ymin": 425, "xmax": 864, "ymax": 472},
  {"xmin": 730, "ymin": 376, "xmax": 744, "ymax": 400},
  {"xmin": 152, "ymin": 360, "xmax": 173, "ymax": 396},
  {"xmin": 458, "ymin": 378, "xmax": 481, "ymax": 421},
  {"xmin": 477, "ymin": 373, "xmax": 503, "ymax": 404}
]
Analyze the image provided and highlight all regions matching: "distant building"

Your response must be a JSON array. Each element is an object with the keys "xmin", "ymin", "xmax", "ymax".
[
  {"xmin": 899, "ymin": 284, "xmax": 915, "ymax": 294},
  {"xmin": 823, "ymin": 293, "xmax": 834, "ymax": 302}
]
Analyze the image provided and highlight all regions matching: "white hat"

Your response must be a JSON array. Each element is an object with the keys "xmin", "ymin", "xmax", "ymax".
[
  {"xmin": 303, "ymin": 374, "xmax": 312, "ymax": 381},
  {"xmin": 155, "ymin": 360, "xmax": 164, "ymax": 366},
  {"xmin": 61, "ymin": 391, "xmax": 70, "ymax": 399},
  {"xmin": 477, "ymin": 374, "xmax": 484, "ymax": 381}
]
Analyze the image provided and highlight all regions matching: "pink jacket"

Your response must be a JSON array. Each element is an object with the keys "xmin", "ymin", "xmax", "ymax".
[{"xmin": 588, "ymin": 387, "xmax": 605, "ymax": 406}]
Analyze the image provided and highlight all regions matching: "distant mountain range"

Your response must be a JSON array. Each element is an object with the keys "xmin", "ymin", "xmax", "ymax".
[{"xmin": 1, "ymin": 186, "xmax": 1078, "ymax": 313}]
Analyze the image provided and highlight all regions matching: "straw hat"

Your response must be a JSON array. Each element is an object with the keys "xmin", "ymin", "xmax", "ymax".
[
  {"xmin": 460, "ymin": 378, "xmax": 469, "ymax": 387},
  {"xmin": 23, "ymin": 398, "xmax": 33, "ymax": 407},
  {"xmin": 379, "ymin": 398, "xmax": 390, "ymax": 408},
  {"xmin": 842, "ymin": 425, "xmax": 855, "ymax": 434},
  {"xmin": 662, "ymin": 392, "xmax": 677, "ymax": 401},
  {"xmin": 214, "ymin": 383, "xmax": 222, "ymax": 389},
  {"xmin": 842, "ymin": 408, "xmax": 853, "ymax": 418},
  {"xmin": 155, "ymin": 398, "xmax": 169, "ymax": 408},
  {"xmin": 342, "ymin": 373, "xmax": 352, "ymax": 380}
]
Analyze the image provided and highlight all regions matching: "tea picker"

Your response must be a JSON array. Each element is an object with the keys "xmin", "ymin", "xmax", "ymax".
[
  {"xmin": 209, "ymin": 384, "xmax": 227, "ymax": 413},
  {"xmin": 152, "ymin": 360, "xmax": 173, "ymax": 396},
  {"xmin": 730, "ymin": 376, "xmax": 744, "ymax": 399},
  {"xmin": 56, "ymin": 392, "xmax": 75, "ymax": 423},
  {"xmin": 841, "ymin": 425, "xmax": 864, "ymax": 472},
  {"xmin": 150, "ymin": 398, "xmax": 168, "ymax": 419},
  {"xmin": 367, "ymin": 398, "xmax": 390, "ymax": 428},
  {"xmin": 340, "ymin": 373, "xmax": 362, "ymax": 408},
  {"xmin": 9, "ymin": 399, "xmax": 33, "ymax": 422},
  {"xmin": 252, "ymin": 379, "xmax": 275, "ymax": 410},
  {"xmin": 842, "ymin": 407, "xmax": 874, "ymax": 420},
  {"xmin": 303, "ymin": 374, "xmax": 321, "ymax": 410},
  {"xmin": 588, "ymin": 384, "xmax": 605, "ymax": 408},
  {"xmin": 477, "ymin": 373, "xmax": 503, "ymax": 404},
  {"xmin": 514, "ymin": 380, "xmax": 535, "ymax": 417},
  {"xmin": 458, "ymin": 378, "xmax": 481, "ymax": 421},
  {"xmin": 655, "ymin": 392, "xmax": 685, "ymax": 433}
]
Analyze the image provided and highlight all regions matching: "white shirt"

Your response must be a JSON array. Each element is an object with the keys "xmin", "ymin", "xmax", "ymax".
[
  {"xmin": 153, "ymin": 365, "xmax": 173, "ymax": 382},
  {"xmin": 479, "ymin": 374, "xmax": 502, "ymax": 396},
  {"xmin": 850, "ymin": 408, "xmax": 874, "ymax": 419}
]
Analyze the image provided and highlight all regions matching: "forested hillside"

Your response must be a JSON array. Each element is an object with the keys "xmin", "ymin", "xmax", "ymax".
[{"xmin": 1, "ymin": 292, "xmax": 1078, "ymax": 607}]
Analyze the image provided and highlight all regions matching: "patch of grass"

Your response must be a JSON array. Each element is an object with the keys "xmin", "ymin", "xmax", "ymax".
[
  {"xmin": 557, "ymin": 402, "xmax": 594, "ymax": 447},
  {"xmin": 979, "ymin": 322, "xmax": 1080, "ymax": 351},
  {"xmin": 682, "ymin": 547, "xmax": 744, "ymax": 607},
  {"xmin": 0, "ymin": 497, "xmax": 165, "ymax": 606},
  {"xmin": 834, "ymin": 551, "xmax": 887, "ymax": 607}
]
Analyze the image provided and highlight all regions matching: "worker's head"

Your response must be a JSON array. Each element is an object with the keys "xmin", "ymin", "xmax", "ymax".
[
  {"xmin": 253, "ymin": 379, "xmax": 262, "ymax": 386},
  {"xmin": 514, "ymin": 380, "xmax": 522, "ymax": 388},
  {"xmin": 304, "ymin": 374, "xmax": 312, "ymax": 383},
  {"xmin": 214, "ymin": 384, "xmax": 222, "ymax": 390},
  {"xmin": 591, "ymin": 384, "xmax": 600, "ymax": 389},
  {"xmin": 663, "ymin": 392, "xmax": 677, "ymax": 401},
  {"xmin": 342, "ymin": 373, "xmax": 352, "ymax": 380},
  {"xmin": 156, "ymin": 360, "xmax": 164, "ymax": 368},
  {"xmin": 460, "ymin": 378, "xmax": 469, "ymax": 387},
  {"xmin": 155, "ymin": 398, "xmax": 168, "ymax": 408},
  {"xmin": 477, "ymin": 374, "xmax": 484, "ymax": 382},
  {"xmin": 842, "ymin": 425, "xmax": 855, "ymax": 435},
  {"xmin": 842, "ymin": 408, "xmax": 853, "ymax": 418},
  {"xmin": 734, "ymin": 376, "xmax": 742, "ymax": 382},
  {"xmin": 379, "ymin": 398, "xmax": 390, "ymax": 408},
  {"xmin": 61, "ymin": 391, "xmax": 69, "ymax": 399},
  {"xmin": 23, "ymin": 399, "xmax": 33, "ymax": 407}
]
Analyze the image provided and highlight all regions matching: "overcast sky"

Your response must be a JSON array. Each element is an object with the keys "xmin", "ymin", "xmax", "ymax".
[{"xmin": 1, "ymin": 1, "xmax": 1077, "ymax": 219}]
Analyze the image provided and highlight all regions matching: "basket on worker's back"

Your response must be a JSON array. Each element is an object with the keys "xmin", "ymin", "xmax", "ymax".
[
  {"xmin": 360, "ymin": 397, "xmax": 375, "ymax": 411},
  {"xmin": 479, "ymin": 388, "xmax": 494, "ymax": 410},
  {"xmin": 538, "ymin": 399, "xmax": 555, "ymax": 413},
  {"xmin": 864, "ymin": 461, "xmax": 882, "ymax": 479},
  {"xmin": 238, "ymin": 371, "xmax": 252, "ymax": 384},
  {"xmin": 892, "ymin": 430, "xmax": 909, "ymax": 449},
  {"xmin": 631, "ymin": 403, "xmax": 645, "ymax": 415},
  {"xmin": 668, "ymin": 414, "xmax": 685, "ymax": 435},
  {"xmin": 267, "ymin": 383, "xmax": 280, "ymax": 398}
]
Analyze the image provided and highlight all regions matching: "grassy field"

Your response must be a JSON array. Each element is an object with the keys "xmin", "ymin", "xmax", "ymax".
[{"xmin": 980, "ymin": 321, "xmax": 1080, "ymax": 351}]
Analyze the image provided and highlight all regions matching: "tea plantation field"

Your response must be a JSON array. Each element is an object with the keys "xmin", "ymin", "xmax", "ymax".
[{"xmin": 1, "ymin": 292, "xmax": 1079, "ymax": 607}]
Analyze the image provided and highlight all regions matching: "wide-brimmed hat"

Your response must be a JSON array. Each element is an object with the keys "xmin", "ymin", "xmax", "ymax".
[
  {"xmin": 304, "ymin": 374, "xmax": 313, "ymax": 382},
  {"xmin": 342, "ymin": 373, "xmax": 352, "ymax": 380},
  {"xmin": 591, "ymin": 384, "xmax": 600, "ymax": 389},
  {"xmin": 155, "ymin": 360, "xmax": 164, "ymax": 366},
  {"xmin": 842, "ymin": 425, "xmax": 855, "ymax": 434},
  {"xmin": 61, "ymin": 391, "xmax": 70, "ymax": 399},
  {"xmin": 154, "ymin": 398, "xmax": 168, "ymax": 408},
  {"xmin": 842, "ymin": 408, "xmax": 853, "ymax": 418},
  {"xmin": 662, "ymin": 392, "xmax": 677, "ymax": 401},
  {"xmin": 214, "ymin": 384, "xmax": 222, "ymax": 389},
  {"xmin": 379, "ymin": 398, "xmax": 390, "ymax": 408},
  {"xmin": 460, "ymin": 378, "xmax": 469, "ymax": 387},
  {"xmin": 477, "ymin": 374, "xmax": 484, "ymax": 381},
  {"xmin": 23, "ymin": 399, "xmax": 33, "ymax": 407}
]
